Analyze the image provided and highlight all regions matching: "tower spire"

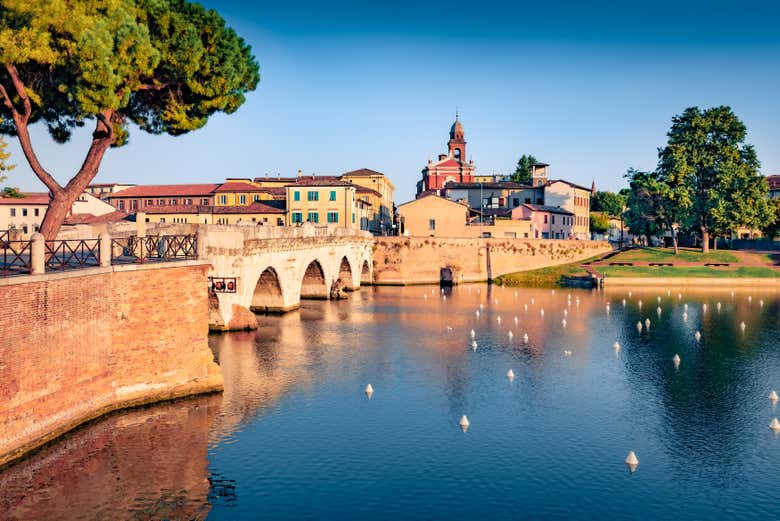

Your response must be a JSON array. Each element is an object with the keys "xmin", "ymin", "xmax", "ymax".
[{"xmin": 455, "ymin": 106, "xmax": 459, "ymax": 120}]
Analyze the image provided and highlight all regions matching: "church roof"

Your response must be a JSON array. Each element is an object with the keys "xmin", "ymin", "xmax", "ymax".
[{"xmin": 450, "ymin": 118, "xmax": 464, "ymax": 137}]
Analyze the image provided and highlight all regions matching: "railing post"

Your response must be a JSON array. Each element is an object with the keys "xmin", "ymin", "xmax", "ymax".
[
  {"xmin": 99, "ymin": 232, "xmax": 112, "ymax": 267},
  {"xmin": 196, "ymin": 227, "xmax": 207, "ymax": 259},
  {"xmin": 30, "ymin": 233, "xmax": 45, "ymax": 275}
]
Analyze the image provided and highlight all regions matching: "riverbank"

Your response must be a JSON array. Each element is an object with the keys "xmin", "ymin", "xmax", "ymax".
[{"xmin": 493, "ymin": 247, "xmax": 780, "ymax": 287}]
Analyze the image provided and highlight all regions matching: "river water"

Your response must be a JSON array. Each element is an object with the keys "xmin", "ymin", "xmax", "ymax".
[{"xmin": 1, "ymin": 285, "xmax": 779, "ymax": 520}]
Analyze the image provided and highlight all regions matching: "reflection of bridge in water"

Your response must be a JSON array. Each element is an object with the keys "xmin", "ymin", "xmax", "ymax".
[{"xmin": 200, "ymin": 224, "xmax": 374, "ymax": 330}]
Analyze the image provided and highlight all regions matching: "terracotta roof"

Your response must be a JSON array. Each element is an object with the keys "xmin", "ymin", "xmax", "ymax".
[
  {"xmin": 767, "ymin": 175, "xmax": 780, "ymax": 191},
  {"xmin": 105, "ymin": 184, "xmax": 219, "ymax": 198},
  {"xmin": 342, "ymin": 168, "xmax": 386, "ymax": 177},
  {"xmin": 355, "ymin": 186, "xmax": 382, "ymax": 197},
  {"xmin": 140, "ymin": 202, "xmax": 284, "ymax": 215},
  {"xmin": 0, "ymin": 192, "xmax": 49, "ymax": 205},
  {"xmin": 215, "ymin": 182, "xmax": 274, "ymax": 193},
  {"xmin": 544, "ymin": 179, "xmax": 592, "ymax": 193},
  {"xmin": 253, "ymin": 176, "xmax": 300, "ymax": 183},
  {"xmin": 522, "ymin": 203, "xmax": 574, "ymax": 215},
  {"xmin": 287, "ymin": 177, "xmax": 353, "ymax": 187},
  {"xmin": 64, "ymin": 210, "xmax": 129, "ymax": 225},
  {"xmin": 444, "ymin": 182, "xmax": 536, "ymax": 190}
]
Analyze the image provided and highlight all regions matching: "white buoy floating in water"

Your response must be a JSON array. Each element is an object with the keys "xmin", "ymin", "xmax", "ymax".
[
  {"xmin": 695, "ymin": 331, "xmax": 701, "ymax": 342},
  {"xmin": 628, "ymin": 291, "xmax": 633, "ymax": 298},
  {"xmin": 683, "ymin": 312, "xmax": 688, "ymax": 321},
  {"xmin": 470, "ymin": 329, "xmax": 476, "ymax": 338},
  {"xmin": 638, "ymin": 300, "xmax": 643, "ymax": 309},
  {"xmin": 684, "ymin": 303, "xmax": 688, "ymax": 311},
  {"xmin": 657, "ymin": 296, "xmax": 661, "ymax": 303},
  {"xmin": 760, "ymin": 299, "xmax": 764, "ymax": 307},
  {"xmin": 606, "ymin": 304, "xmax": 610, "ymax": 313},
  {"xmin": 769, "ymin": 390, "xmax": 778, "ymax": 403},
  {"xmin": 622, "ymin": 299, "xmax": 626, "ymax": 307},
  {"xmin": 740, "ymin": 321, "xmax": 746, "ymax": 332},
  {"xmin": 717, "ymin": 302, "xmax": 721, "ymax": 311},
  {"xmin": 497, "ymin": 315, "xmax": 502, "ymax": 324},
  {"xmin": 702, "ymin": 303, "xmax": 708, "ymax": 313},
  {"xmin": 495, "ymin": 298, "xmax": 499, "ymax": 305},
  {"xmin": 524, "ymin": 304, "xmax": 528, "ymax": 312},
  {"xmin": 562, "ymin": 318, "xmax": 567, "ymax": 327},
  {"xmin": 770, "ymin": 418, "xmax": 780, "ymax": 433},
  {"xmin": 540, "ymin": 308, "xmax": 545, "ymax": 317},
  {"xmin": 507, "ymin": 369, "xmax": 515, "ymax": 381},
  {"xmin": 471, "ymin": 340, "xmax": 478, "ymax": 351},
  {"xmin": 667, "ymin": 289, "xmax": 671, "ymax": 296},
  {"xmin": 564, "ymin": 309, "xmax": 568, "ymax": 317},
  {"xmin": 480, "ymin": 303, "xmax": 484, "ymax": 310},
  {"xmin": 637, "ymin": 321, "xmax": 643, "ymax": 333},
  {"xmin": 625, "ymin": 451, "xmax": 639, "ymax": 473},
  {"xmin": 476, "ymin": 310, "xmax": 480, "ymax": 317},
  {"xmin": 514, "ymin": 316, "xmax": 519, "ymax": 324},
  {"xmin": 678, "ymin": 293, "xmax": 682, "ymax": 300},
  {"xmin": 459, "ymin": 415, "xmax": 470, "ymax": 432},
  {"xmin": 645, "ymin": 318, "xmax": 651, "ymax": 329},
  {"xmin": 748, "ymin": 295, "xmax": 752, "ymax": 303},
  {"xmin": 657, "ymin": 306, "xmax": 662, "ymax": 317},
  {"xmin": 365, "ymin": 384, "xmax": 374, "ymax": 398},
  {"xmin": 508, "ymin": 331, "xmax": 514, "ymax": 340},
  {"xmin": 564, "ymin": 350, "xmax": 572, "ymax": 356},
  {"xmin": 523, "ymin": 333, "xmax": 529, "ymax": 344},
  {"xmin": 531, "ymin": 297, "xmax": 535, "ymax": 305},
  {"xmin": 613, "ymin": 341, "xmax": 620, "ymax": 351},
  {"xmin": 673, "ymin": 354, "xmax": 681, "ymax": 367}
]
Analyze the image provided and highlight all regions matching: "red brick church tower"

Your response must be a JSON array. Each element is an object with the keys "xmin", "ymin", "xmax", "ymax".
[{"xmin": 416, "ymin": 115, "xmax": 476, "ymax": 195}]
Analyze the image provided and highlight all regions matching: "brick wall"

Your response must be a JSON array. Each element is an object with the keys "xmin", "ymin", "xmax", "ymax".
[
  {"xmin": 372, "ymin": 237, "xmax": 611, "ymax": 285},
  {"xmin": 0, "ymin": 262, "xmax": 223, "ymax": 467}
]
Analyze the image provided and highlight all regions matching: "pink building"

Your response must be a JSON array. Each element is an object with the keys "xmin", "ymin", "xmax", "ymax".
[{"xmin": 512, "ymin": 204, "xmax": 574, "ymax": 239}]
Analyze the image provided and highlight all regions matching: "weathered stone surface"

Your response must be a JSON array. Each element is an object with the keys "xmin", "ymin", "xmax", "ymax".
[
  {"xmin": 226, "ymin": 303, "xmax": 259, "ymax": 331},
  {"xmin": 372, "ymin": 237, "xmax": 612, "ymax": 285},
  {"xmin": 0, "ymin": 262, "xmax": 223, "ymax": 467}
]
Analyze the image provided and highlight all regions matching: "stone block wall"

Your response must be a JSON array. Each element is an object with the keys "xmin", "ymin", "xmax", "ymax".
[
  {"xmin": 0, "ymin": 262, "xmax": 223, "ymax": 467},
  {"xmin": 372, "ymin": 237, "xmax": 611, "ymax": 285}
]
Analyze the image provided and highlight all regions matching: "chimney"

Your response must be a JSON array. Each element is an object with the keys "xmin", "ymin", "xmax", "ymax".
[{"xmin": 297, "ymin": 169, "xmax": 302, "ymax": 178}]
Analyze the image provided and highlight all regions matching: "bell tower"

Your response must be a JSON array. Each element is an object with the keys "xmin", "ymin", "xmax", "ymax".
[{"xmin": 448, "ymin": 112, "xmax": 466, "ymax": 162}]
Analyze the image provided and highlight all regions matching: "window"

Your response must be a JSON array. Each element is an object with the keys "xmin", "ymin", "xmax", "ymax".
[
  {"xmin": 254, "ymin": 195, "xmax": 260, "ymax": 202},
  {"xmin": 277, "ymin": 218, "xmax": 284, "ymax": 226},
  {"xmin": 307, "ymin": 211, "xmax": 319, "ymax": 223},
  {"xmin": 293, "ymin": 191, "xmax": 300, "ymax": 202},
  {"xmin": 22, "ymin": 208, "xmax": 28, "ymax": 217},
  {"xmin": 145, "ymin": 218, "xmax": 150, "ymax": 222},
  {"xmin": 429, "ymin": 219, "xmax": 436, "ymax": 231},
  {"xmin": 513, "ymin": 198, "xmax": 520, "ymax": 207},
  {"xmin": 292, "ymin": 212, "xmax": 303, "ymax": 223},
  {"xmin": 329, "ymin": 190, "xmax": 337, "ymax": 201},
  {"xmin": 22, "ymin": 225, "xmax": 28, "ymax": 234},
  {"xmin": 327, "ymin": 211, "xmax": 339, "ymax": 223},
  {"xmin": 118, "ymin": 201, "xmax": 125, "ymax": 210},
  {"xmin": 220, "ymin": 195, "xmax": 227, "ymax": 204},
  {"xmin": 10, "ymin": 208, "xmax": 15, "ymax": 217},
  {"xmin": 551, "ymin": 215, "xmax": 555, "ymax": 224},
  {"xmin": 352, "ymin": 213, "xmax": 355, "ymax": 223},
  {"xmin": 543, "ymin": 215, "xmax": 548, "ymax": 224},
  {"xmin": 131, "ymin": 200, "xmax": 138, "ymax": 210},
  {"xmin": 33, "ymin": 208, "xmax": 39, "ymax": 216},
  {"xmin": 146, "ymin": 199, "xmax": 152, "ymax": 206},
  {"xmin": 307, "ymin": 191, "xmax": 319, "ymax": 201},
  {"xmin": 160, "ymin": 218, "xmax": 166, "ymax": 223},
  {"xmin": 524, "ymin": 198, "xmax": 531, "ymax": 204},
  {"xmin": 202, "ymin": 198, "xmax": 209, "ymax": 206},
  {"xmin": 170, "ymin": 199, "xmax": 178, "ymax": 205},
  {"xmin": 185, "ymin": 198, "xmax": 193, "ymax": 205},
  {"xmin": 158, "ymin": 199, "xmax": 165, "ymax": 206},
  {"xmin": 239, "ymin": 195, "xmax": 246, "ymax": 204}
]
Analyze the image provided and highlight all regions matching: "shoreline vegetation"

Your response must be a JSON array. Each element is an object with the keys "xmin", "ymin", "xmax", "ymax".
[{"xmin": 493, "ymin": 247, "xmax": 780, "ymax": 287}]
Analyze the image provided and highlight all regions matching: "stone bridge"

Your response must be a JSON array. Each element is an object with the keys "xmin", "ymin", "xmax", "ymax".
[{"xmin": 198, "ymin": 224, "xmax": 374, "ymax": 330}]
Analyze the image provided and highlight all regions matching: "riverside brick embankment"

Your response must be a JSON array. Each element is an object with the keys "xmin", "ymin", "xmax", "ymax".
[
  {"xmin": 372, "ymin": 237, "xmax": 611, "ymax": 285},
  {"xmin": 0, "ymin": 262, "xmax": 223, "ymax": 467}
]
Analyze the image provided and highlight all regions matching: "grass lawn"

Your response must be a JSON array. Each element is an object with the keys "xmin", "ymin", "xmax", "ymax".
[
  {"xmin": 600, "ymin": 266, "xmax": 779, "ymax": 278},
  {"xmin": 611, "ymin": 247, "xmax": 739, "ymax": 263},
  {"xmin": 493, "ymin": 262, "xmax": 592, "ymax": 287}
]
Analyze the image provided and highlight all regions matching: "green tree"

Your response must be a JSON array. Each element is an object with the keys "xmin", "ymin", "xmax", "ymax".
[
  {"xmin": 623, "ymin": 170, "xmax": 664, "ymax": 246},
  {"xmin": 591, "ymin": 190, "xmax": 626, "ymax": 217},
  {"xmin": 761, "ymin": 199, "xmax": 780, "ymax": 239},
  {"xmin": 510, "ymin": 154, "xmax": 538, "ymax": 184},
  {"xmin": 0, "ymin": 0, "xmax": 259, "ymax": 239},
  {"xmin": 657, "ymin": 106, "xmax": 765, "ymax": 253},
  {"xmin": 589, "ymin": 212, "xmax": 609, "ymax": 234}
]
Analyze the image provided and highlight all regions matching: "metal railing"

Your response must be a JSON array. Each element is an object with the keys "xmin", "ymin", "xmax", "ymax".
[
  {"xmin": 44, "ymin": 239, "xmax": 101, "ymax": 271},
  {"xmin": 111, "ymin": 234, "xmax": 198, "ymax": 264},
  {"xmin": 1, "ymin": 240, "xmax": 32, "ymax": 277},
  {"xmin": 0, "ymin": 233, "xmax": 198, "ymax": 278}
]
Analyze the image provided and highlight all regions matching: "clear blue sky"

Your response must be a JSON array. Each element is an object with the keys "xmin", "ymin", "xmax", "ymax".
[{"xmin": 7, "ymin": 0, "xmax": 780, "ymax": 202}]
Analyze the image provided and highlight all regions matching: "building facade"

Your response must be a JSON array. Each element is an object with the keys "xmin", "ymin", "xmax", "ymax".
[{"xmin": 105, "ymin": 184, "xmax": 219, "ymax": 212}]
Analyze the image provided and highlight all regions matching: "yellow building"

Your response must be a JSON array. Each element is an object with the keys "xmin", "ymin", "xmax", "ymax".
[
  {"xmin": 285, "ymin": 181, "xmax": 359, "ymax": 229},
  {"xmin": 340, "ymin": 169, "xmax": 395, "ymax": 234},
  {"xmin": 141, "ymin": 201, "xmax": 285, "ymax": 225},
  {"xmin": 214, "ymin": 180, "xmax": 285, "ymax": 206}
]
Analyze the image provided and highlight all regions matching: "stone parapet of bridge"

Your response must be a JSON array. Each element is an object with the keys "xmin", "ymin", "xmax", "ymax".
[{"xmin": 199, "ymin": 223, "xmax": 374, "ymax": 330}]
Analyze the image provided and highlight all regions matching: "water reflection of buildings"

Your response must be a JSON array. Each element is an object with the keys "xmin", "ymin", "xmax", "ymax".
[{"xmin": 0, "ymin": 395, "xmax": 220, "ymax": 521}]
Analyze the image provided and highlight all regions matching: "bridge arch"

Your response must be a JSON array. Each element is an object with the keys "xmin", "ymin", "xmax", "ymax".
[
  {"xmin": 338, "ymin": 256, "xmax": 355, "ymax": 291},
  {"xmin": 251, "ymin": 266, "xmax": 286, "ymax": 313},
  {"xmin": 300, "ymin": 259, "xmax": 329, "ymax": 299},
  {"xmin": 361, "ymin": 258, "xmax": 372, "ymax": 285}
]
